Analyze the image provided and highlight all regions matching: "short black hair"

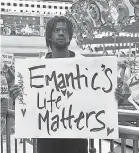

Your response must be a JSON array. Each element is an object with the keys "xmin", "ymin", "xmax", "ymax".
[{"xmin": 45, "ymin": 16, "xmax": 73, "ymax": 49}]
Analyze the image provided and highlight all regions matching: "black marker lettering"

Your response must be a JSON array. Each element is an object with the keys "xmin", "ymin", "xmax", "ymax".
[
  {"xmin": 28, "ymin": 65, "xmax": 45, "ymax": 88},
  {"xmin": 102, "ymin": 68, "xmax": 112, "ymax": 93},
  {"xmin": 91, "ymin": 73, "xmax": 101, "ymax": 90},
  {"xmin": 60, "ymin": 105, "xmax": 75, "ymax": 129},
  {"xmin": 90, "ymin": 110, "xmax": 105, "ymax": 132},
  {"xmin": 65, "ymin": 73, "xmax": 75, "ymax": 89},
  {"xmin": 57, "ymin": 73, "xmax": 66, "ymax": 89},
  {"xmin": 47, "ymin": 89, "xmax": 55, "ymax": 112},
  {"xmin": 55, "ymin": 96, "xmax": 61, "ymax": 109},
  {"xmin": 74, "ymin": 111, "xmax": 85, "ymax": 130},
  {"xmin": 37, "ymin": 92, "xmax": 46, "ymax": 109},
  {"xmin": 45, "ymin": 71, "xmax": 59, "ymax": 91},
  {"xmin": 38, "ymin": 110, "xmax": 50, "ymax": 135},
  {"xmin": 60, "ymin": 107, "xmax": 67, "ymax": 129},
  {"xmin": 74, "ymin": 64, "xmax": 88, "ymax": 89},
  {"xmin": 68, "ymin": 105, "xmax": 75, "ymax": 129},
  {"xmin": 86, "ymin": 111, "xmax": 96, "ymax": 128},
  {"xmin": 51, "ymin": 115, "xmax": 59, "ymax": 132}
]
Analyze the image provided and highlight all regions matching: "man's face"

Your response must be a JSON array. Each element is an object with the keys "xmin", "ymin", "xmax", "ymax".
[{"xmin": 51, "ymin": 22, "xmax": 70, "ymax": 49}]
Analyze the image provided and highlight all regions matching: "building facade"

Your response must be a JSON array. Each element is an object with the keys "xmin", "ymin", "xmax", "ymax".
[
  {"xmin": 0, "ymin": 0, "xmax": 73, "ymax": 36},
  {"xmin": 0, "ymin": 0, "xmax": 72, "ymax": 16}
]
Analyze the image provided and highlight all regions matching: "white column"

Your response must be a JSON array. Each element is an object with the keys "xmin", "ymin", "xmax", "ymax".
[{"xmin": 40, "ymin": 15, "xmax": 44, "ymax": 36}]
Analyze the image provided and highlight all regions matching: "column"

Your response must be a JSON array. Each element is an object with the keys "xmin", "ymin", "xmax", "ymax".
[{"xmin": 40, "ymin": 15, "xmax": 44, "ymax": 36}]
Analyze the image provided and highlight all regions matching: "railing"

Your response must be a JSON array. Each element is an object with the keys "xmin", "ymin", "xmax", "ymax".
[
  {"xmin": 1, "ymin": 109, "xmax": 139, "ymax": 153},
  {"xmin": 118, "ymin": 109, "xmax": 139, "ymax": 153},
  {"xmin": 1, "ymin": 109, "xmax": 38, "ymax": 153}
]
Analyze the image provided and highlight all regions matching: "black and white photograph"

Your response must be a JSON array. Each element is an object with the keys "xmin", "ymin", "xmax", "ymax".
[{"xmin": 0, "ymin": 0, "xmax": 139, "ymax": 153}]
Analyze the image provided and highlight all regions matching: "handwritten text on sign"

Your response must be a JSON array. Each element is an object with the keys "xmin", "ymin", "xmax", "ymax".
[
  {"xmin": 1, "ymin": 52, "xmax": 14, "ymax": 66},
  {"xmin": 15, "ymin": 57, "xmax": 118, "ymax": 139}
]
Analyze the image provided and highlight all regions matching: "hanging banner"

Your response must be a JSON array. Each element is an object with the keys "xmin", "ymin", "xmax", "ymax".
[{"xmin": 15, "ymin": 57, "xmax": 118, "ymax": 139}]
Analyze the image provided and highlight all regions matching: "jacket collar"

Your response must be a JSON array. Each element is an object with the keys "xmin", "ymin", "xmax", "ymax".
[{"xmin": 45, "ymin": 50, "xmax": 75, "ymax": 58}]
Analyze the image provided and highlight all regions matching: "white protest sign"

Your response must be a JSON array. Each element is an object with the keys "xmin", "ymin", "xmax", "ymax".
[
  {"xmin": 15, "ymin": 57, "xmax": 118, "ymax": 139},
  {"xmin": 1, "ymin": 52, "xmax": 14, "ymax": 66}
]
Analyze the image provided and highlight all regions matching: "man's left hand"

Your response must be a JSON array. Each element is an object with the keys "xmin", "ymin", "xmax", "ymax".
[{"xmin": 115, "ymin": 88, "xmax": 124, "ymax": 105}]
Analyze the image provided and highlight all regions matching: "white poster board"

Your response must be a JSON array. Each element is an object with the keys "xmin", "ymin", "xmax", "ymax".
[
  {"xmin": 1, "ymin": 52, "xmax": 14, "ymax": 66},
  {"xmin": 15, "ymin": 57, "xmax": 118, "ymax": 139}
]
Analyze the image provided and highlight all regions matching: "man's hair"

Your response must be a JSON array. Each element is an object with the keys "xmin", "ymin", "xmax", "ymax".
[{"xmin": 45, "ymin": 16, "xmax": 73, "ymax": 48}]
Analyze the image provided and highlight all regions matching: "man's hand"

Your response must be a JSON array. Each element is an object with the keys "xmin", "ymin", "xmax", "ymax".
[
  {"xmin": 9, "ymin": 85, "xmax": 21, "ymax": 101},
  {"xmin": 115, "ymin": 88, "xmax": 124, "ymax": 105}
]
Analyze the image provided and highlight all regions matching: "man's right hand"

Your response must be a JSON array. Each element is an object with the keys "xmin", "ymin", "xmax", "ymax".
[
  {"xmin": 3, "ymin": 64, "xmax": 15, "ymax": 88},
  {"xmin": 9, "ymin": 85, "xmax": 21, "ymax": 101}
]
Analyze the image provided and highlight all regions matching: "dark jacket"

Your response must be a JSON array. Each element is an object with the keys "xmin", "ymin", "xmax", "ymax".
[
  {"xmin": 45, "ymin": 50, "xmax": 75, "ymax": 58},
  {"xmin": 37, "ymin": 51, "xmax": 88, "ymax": 153}
]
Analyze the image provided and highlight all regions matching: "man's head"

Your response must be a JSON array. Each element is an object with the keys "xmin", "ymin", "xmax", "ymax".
[{"xmin": 45, "ymin": 16, "xmax": 73, "ymax": 50}]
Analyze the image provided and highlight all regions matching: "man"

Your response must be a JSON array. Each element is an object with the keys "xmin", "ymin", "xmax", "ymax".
[
  {"xmin": 44, "ymin": 16, "xmax": 75, "ymax": 58},
  {"xmin": 39, "ymin": 16, "xmax": 88, "ymax": 153},
  {"xmin": 9, "ymin": 16, "xmax": 124, "ymax": 153}
]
